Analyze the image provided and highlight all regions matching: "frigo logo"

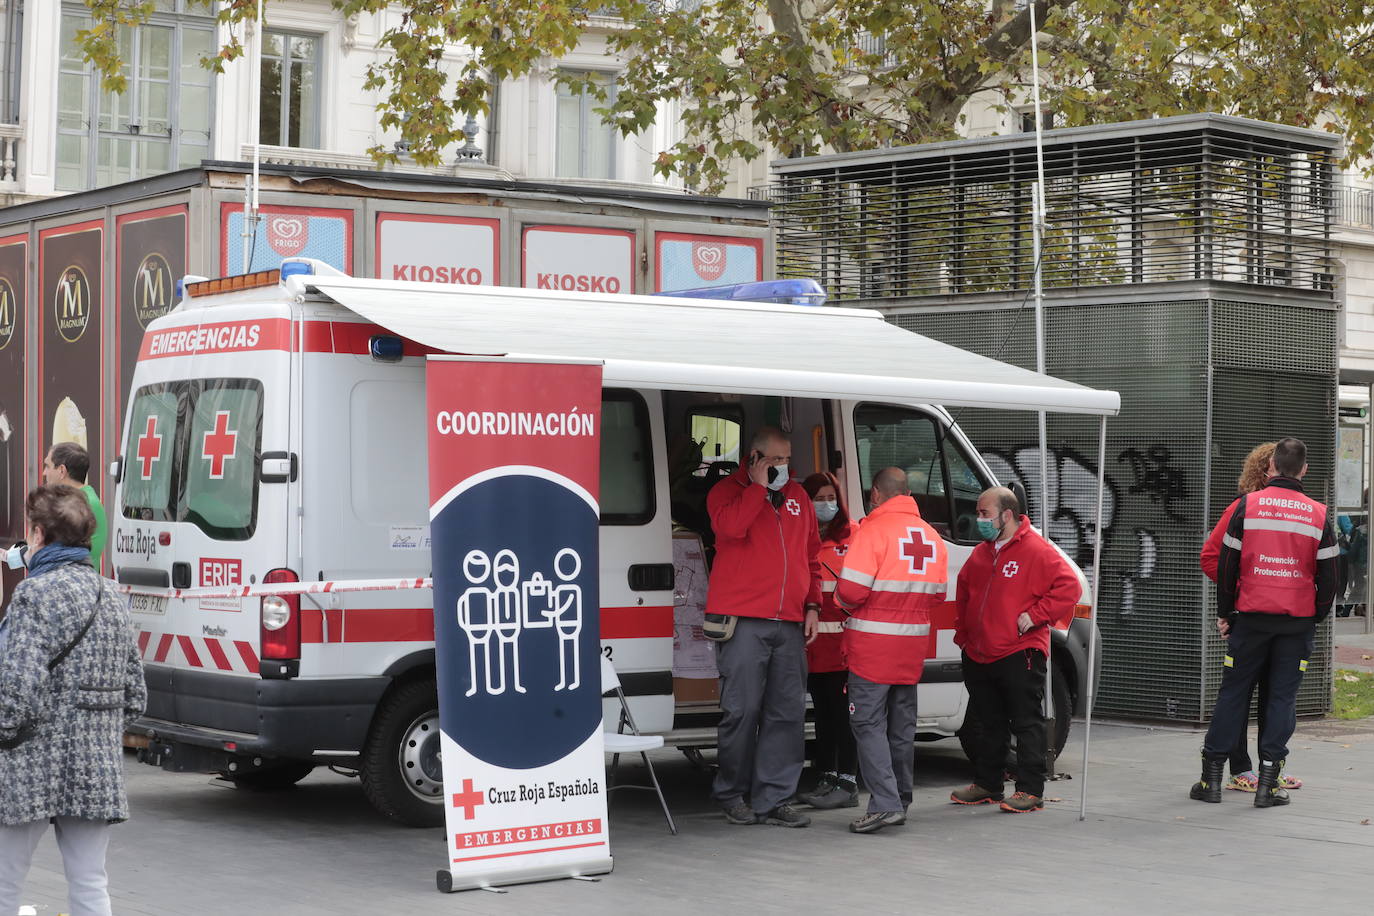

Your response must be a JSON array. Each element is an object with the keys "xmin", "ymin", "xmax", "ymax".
[
  {"xmin": 54, "ymin": 266, "xmax": 91, "ymax": 343},
  {"xmin": 134, "ymin": 252, "xmax": 173, "ymax": 327},
  {"xmin": 0, "ymin": 276, "xmax": 15, "ymax": 351}
]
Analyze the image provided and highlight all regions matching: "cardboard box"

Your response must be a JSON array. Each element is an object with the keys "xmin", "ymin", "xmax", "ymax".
[{"xmin": 673, "ymin": 676, "xmax": 720, "ymax": 703}]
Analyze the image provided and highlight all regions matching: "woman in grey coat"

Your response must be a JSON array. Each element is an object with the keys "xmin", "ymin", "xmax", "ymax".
[{"xmin": 0, "ymin": 484, "xmax": 146, "ymax": 916}]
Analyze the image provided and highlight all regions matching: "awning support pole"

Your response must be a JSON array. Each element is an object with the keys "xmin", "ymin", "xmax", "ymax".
[{"xmin": 1079, "ymin": 414, "xmax": 1107, "ymax": 821}]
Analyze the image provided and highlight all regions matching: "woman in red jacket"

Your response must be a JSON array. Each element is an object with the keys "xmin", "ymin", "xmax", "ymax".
[
  {"xmin": 796, "ymin": 472, "xmax": 860, "ymax": 809},
  {"xmin": 1200, "ymin": 441, "xmax": 1302, "ymax": 793}
]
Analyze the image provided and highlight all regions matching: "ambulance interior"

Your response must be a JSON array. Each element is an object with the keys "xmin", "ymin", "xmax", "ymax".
[{"xmin": 656, "ymin": 389, "xmax": 993, "ymax": 719}]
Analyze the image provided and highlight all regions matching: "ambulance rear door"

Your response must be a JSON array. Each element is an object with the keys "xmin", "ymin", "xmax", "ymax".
[{"xmin": 116, "ymin": 303, "xmax": 294, "ymax": 723}]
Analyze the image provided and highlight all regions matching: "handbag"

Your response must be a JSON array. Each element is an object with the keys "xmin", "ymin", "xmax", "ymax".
[
  {"xmin": 0, "ymin": 579, "xmax": 104, "ymax": 751},
  {"xmin": 701, "ymin": 613, "xmax": 738, "ymax": 642}
]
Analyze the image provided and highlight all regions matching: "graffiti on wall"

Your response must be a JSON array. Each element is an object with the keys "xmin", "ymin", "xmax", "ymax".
[{"xmin": 1117, "ymin": 446, "xmax": 1190, "ymax": 523}]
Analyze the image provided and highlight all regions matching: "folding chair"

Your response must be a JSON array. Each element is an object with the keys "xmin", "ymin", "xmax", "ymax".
[{"xmin": 601, "ymin": 654, "xmax": 677, "ymax": 834}]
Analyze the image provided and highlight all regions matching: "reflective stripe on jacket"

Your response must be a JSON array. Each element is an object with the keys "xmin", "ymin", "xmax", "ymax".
[{"xmin": 834, "ymin": 495, "xmax": 947, "ymax": 685}]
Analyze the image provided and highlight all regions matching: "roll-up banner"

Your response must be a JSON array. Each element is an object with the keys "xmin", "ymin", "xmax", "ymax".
[{"xmin": 426, "ymin": 356, "xmax": 611, "ymax": 893}]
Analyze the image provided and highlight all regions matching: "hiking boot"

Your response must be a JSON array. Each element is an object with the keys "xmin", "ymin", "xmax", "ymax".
[
  {"xmin": 800, "ymin": 779, "xmax": 859, "ymax": 809},
  {"xmin": 1189, "ymin": 751, "xmax": 1224, "ymax": 803},
  {"xmin": 760, "ymin": 804, "xmax": 811, "ymax": 828},
  {"xmin": 999, "ymin": 792, "xmax": 1043, "ymax": 813},
  {"xmin": 1254, "ymin": 760, "xmax": 1291, "ymax": 809},
  {"xmin": 721, "ymin": 802, "xmax": 757, "ymax": 825},
  {"xmin": 848, "ymin": 810, "xmax": 906, "ymax": 834},
  {"xmin": 950, "ymin": 784, "xmax": 1004, "ymax": 806},
  {"xmin": 1225, "ymin": 771, "xmax": 1258, "ymax": 793}
]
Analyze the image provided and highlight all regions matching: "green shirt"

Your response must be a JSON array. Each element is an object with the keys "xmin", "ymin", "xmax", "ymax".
[{"xmin": 81, "ymin": 484, "xmax": 108, "ymax": 568}]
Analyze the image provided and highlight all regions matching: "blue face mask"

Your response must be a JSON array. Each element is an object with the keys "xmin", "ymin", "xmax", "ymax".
[
  {"xmin": 4, "ymin": 542, "xmax": 27, "ymax": 570},
  {"xmin": 813, "ymin": 500, "xmax": 838, "ymax": 522},
  {"xmin": 976, "ymin": 517, "xmax": 1003, "ymax": 541}
]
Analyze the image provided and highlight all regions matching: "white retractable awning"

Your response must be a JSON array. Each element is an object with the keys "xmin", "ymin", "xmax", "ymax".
[{"xmin": 297, "ymin": 276, "xmax": 1120, "ymax": 416}]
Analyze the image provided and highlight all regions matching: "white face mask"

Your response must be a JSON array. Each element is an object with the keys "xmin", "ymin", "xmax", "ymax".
[
  {"xmin": 813, "ymin": 500, "xmax": 838, "ymax": 522},
  {"xmin": 766, "ymin": 464, "xmax": 789, "ymax": 491},
  {"xmin": 4, "ymin": 542, "xmax": 27, "ymax": 570}
]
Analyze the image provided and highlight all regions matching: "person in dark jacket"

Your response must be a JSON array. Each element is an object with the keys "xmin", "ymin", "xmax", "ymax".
[
  {"xmin": 1191, "ymin": 437, "xmax": 1336, "ymax": 809},
  {"xmin": 0, "ymin": 485, "xmax": 146, "ymax": 916},
  {"xmin": 706, "ymin": 427, "xmax": 821, "ymax": 828}
]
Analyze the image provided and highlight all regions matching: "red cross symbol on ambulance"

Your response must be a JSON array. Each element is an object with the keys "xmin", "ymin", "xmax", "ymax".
[
  {"xmin": 898, "ymin": 526, "xmax": 936, "ymax": 575},
  {"xmin": 135, "ymin": 415, "xmax": 162, "ymax": 480},
  {"xmin": 201, "ymin": 410, "xmax": 238, "ymax": 479}
]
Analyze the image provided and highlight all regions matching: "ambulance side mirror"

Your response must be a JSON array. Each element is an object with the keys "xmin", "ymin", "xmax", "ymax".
[
  {"xmin": 108, "ymin": 457, "xmax": 124, "ymax": 484},
  {"xmin": 260, "ymin": 451, "xmax": 298, "ymax": 484}
]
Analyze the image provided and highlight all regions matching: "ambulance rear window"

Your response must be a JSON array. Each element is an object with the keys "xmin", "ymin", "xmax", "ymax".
[{"xmin": 121, "ymin": 378, "xmax": 263, "ymax": 540}]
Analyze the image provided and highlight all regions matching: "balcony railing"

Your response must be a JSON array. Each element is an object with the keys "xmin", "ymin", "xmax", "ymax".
[
  {"xmin": 0, "ymin": 122, "xmax": 21, "ymax": 190},
  {"xmin": 1335, "ymin": 184, "xmax": 1374, "ymax": 230}
]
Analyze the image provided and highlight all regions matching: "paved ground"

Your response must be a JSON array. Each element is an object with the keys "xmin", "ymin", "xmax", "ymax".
[
  {"xmin": 1334, "ymin": 614, "xmax": 1374, "ymax": 673},
  {"xmin": 11, "ymin": 709, "xmax": 1373, "ymax": 915}
]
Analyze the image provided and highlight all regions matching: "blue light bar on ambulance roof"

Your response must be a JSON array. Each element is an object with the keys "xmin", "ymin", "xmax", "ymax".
[
  {"xmin": 656, "ymin": 278, "xmax": 827, "ymax": 307},
  {"xmin": 279, "ymin": 258, "xmax": 315, "ymax": 280}
]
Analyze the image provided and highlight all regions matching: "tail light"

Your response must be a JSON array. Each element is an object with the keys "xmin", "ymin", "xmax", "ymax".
[{"xmin": 260, "ymin": 567, "xmax": 300, "ymax": 660}]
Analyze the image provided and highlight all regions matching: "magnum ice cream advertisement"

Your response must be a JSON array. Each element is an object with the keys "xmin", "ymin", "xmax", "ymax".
[
  {"xmin": 40, "ymin": 221, "xmax": 103, "ymax": 504},
  {"xmin": 0, "ymin": 236, "xmax": 25, "ymax": 541},
  {"xmin": 118, "ymin": 207, "xmax": 186, "ymax": 441}
]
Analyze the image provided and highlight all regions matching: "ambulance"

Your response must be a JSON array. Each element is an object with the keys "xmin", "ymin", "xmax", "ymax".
[{"xmin": 113, "ymin": 260, "xmax": 1116, "ymax": 826}]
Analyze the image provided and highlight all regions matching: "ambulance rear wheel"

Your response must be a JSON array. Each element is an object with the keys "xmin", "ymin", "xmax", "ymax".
[{"xmin": 361, "ymin": 678, "xmax": 445, "ymax": 827}]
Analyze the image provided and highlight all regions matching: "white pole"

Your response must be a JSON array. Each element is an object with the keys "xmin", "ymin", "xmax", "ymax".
[
  {"xmin": 1079, "ymin": 415, "xmax": 1107, "ymax": 821},
  {"xmin": 240, "ymin": 0, "xmax": 265, "ymax": 274},
  {"xmin": 1026, "ymin": 0, "xmax": 1058, "ymax": 760}
]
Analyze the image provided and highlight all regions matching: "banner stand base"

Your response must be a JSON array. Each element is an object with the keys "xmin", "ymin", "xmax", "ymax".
[{"xmin": 435, "ymin": 857, "xmax": 615, "ymax": 894}]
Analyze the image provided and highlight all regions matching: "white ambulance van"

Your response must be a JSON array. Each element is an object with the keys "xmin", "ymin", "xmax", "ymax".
[{"xmin": 113, "ymin": 261, "xmax": 1116, "ymax": 826}]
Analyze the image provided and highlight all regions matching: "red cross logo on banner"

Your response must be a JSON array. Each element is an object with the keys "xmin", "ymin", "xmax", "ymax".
[
  {"xmin": 451, "ymin": 778, "xmax": 485, "ymax": 820},
  {"xmin": 201, "ymin": 410, "xmax": 238, "ymax": 479},
  {"xmin": 136, "ymin": 415, "xmax": 162, "ymax": 480},
  {"xmin": 898, "ymin": 526, "xmax": 936, "ymax": 575}
]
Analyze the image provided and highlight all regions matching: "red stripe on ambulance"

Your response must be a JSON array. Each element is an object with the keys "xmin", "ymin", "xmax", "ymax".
[
  {"xmin": 153, "ymin": 633, "xmax": 174, "ymax": 662},
  {"xmin": 203, "ymin": 638, "xmax": 233, "ymax": 671}
]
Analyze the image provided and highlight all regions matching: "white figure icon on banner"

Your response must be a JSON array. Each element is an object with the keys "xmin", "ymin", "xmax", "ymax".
[{"xmin": 456, "ymin": 546, "xmax": 585, "ymax": 696}]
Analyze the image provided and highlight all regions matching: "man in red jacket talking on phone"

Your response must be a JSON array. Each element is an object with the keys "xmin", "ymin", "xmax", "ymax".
[
  {"xmin": 950, "ymin": 486, "xmax": 1077, "ymax": 814},
  {"xmin": 706, "ymin": 427, "xmax": 821, "ymax": 828}
]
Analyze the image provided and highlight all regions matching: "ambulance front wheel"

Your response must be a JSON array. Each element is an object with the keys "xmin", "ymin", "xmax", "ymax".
[{"xmin": 360, "ymin": 677, "xmax": 445, "ymax": 827}]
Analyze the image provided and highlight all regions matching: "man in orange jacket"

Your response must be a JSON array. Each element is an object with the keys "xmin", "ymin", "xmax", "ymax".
[
  {"xmin": 950, "ymin": 486, "xmax": 1077, "ymax": 814},
  {"xmin": 835, "ymin": 467, "xmax": 948, "ymax": 834}
]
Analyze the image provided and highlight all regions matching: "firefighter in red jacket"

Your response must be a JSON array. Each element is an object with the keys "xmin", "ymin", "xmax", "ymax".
[
  {"xmin": 950, "ymin": 486, "xmax": 1077, "ymax": 814},
  {"xmin": 835, "ymin": 467, "xmax": 948, "ymax": 834},
  {"xmin": 1191, "ymin": 437, "xmax": 1337, "ymax": 808},
  {"xmin": 706, "ymin": 427, "xmax": 821, "ymax": 828}
]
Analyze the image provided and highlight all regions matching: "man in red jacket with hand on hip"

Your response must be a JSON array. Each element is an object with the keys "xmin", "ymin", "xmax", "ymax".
[
  {"xmin": 706, "ymin": 427, "xmax": 821, "ymax": 828},
  {"xmin": 950, "ymin": 486, "xmax": 1077, "ymax": 813}
]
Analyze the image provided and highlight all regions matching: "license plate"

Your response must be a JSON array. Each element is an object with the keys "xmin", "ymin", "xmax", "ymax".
[{"xmin": 129, "ymin": 594, "xmax": 167, "ymax": 616}]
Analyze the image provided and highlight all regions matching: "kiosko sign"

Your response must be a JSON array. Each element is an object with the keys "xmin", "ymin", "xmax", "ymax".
[{"xmin": 426, "ymin": 357, "xmax": 611, "ymax": 892}]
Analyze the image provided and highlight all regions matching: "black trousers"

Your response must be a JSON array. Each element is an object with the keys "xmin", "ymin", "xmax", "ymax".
[
  {"xmin": 963, "ymin": 649, "xmax": 1047, "ymax": 797},
  {"xmin": 1204, "ymin": 617, "xmax": 1314, "ymax": 764},
  {"xmin": 1227, "ymin": 671, "xmax": 1269, "ymax": 775},
  {"xmin": 807, "ymin": 670, "xmax": 858, "ymax": 776}
]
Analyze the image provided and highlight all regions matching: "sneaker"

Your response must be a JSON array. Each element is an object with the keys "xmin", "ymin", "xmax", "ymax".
[
  {"xmin": 801, "ymin": 781, "xmax": 859, "ymax": 809},
  {"xmin": 950, "ymin": 784, "xmax": 1004, "ymax": 805},
  {"xmin": 760, "ymin": 804, "xmax": 811, "ymax": 828},
  {"xmin": 849, "ymin": 810, "xmax": 906, "ymax": 834},
  {"xmin": 999, "ymin": 792, "xmax": 1044, "ymax": 813},
  {"xmin": 722, "ymin": 802, "xmax": 757, "ymax": 825},
  {"xmin": 1280, "ymin": 773, "xmax": 1304, "ymax": 790},
  {"xmin": 1225, "ymin": 771, "xmax": 1258, "ymax": 792}
]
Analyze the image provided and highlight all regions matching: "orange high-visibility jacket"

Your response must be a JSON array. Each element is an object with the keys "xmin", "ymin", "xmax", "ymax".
[{"xmin": 834, "ymin": 495, "xmax": 948, "ymax": 685}]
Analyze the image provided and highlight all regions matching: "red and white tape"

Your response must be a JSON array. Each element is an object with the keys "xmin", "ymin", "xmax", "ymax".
[{"xmin": 113, "ymin": 576, "xmax": 433, "ymax": 600}]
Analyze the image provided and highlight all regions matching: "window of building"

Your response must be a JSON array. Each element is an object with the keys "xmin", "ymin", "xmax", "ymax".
[
  {"xmin": 57, "ymin": 2, "xmax": 214, "ymax": 191},
  {"xmin": 1018, "ymin": 107, "xmax": 1055, "ymax": 134},
  {"xmin": 260, "ymin": 30, "xmax": 321, "ymax": 149},
  {"xmin": 556, "ymin": 70, "xmax": 617, "ymax": 180}
]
